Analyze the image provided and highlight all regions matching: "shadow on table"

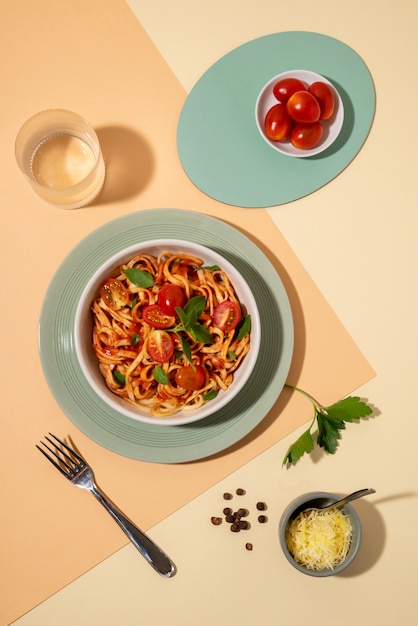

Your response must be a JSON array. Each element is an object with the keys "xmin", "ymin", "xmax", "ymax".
[
  {"xmin": 337, "ymin": 492, "xmax": 417, "ymax": 577},
  {"xmin": 94, "ymin": 125, "xmax": 155, "ymax": 204}
]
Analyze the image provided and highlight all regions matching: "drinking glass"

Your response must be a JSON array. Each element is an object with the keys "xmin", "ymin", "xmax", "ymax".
[{"xmin": 15, "ymin": 109, "xmax": 105, "ymax": 209}]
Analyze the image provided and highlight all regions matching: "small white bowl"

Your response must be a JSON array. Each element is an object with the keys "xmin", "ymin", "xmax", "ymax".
[
  {"xmin": 255, "ymin": 69, "xmax": 344, "ymax": 157},
  {"xmin": 74, "ymin": 239, "xmax": 261, "ymax": 426}
]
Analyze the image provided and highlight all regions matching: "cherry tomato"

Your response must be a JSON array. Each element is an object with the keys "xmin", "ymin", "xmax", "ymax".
[
  {"xmin": 264, "ymin": 103, "xmax": 293, "ymax": 142},
  {"xmin": 157, "ymin": 284, "xmax": 185, "ymax": 316},
  {"xmin": 308, "ymin": 81, "xmax": 335, "ymax": 120},
  {"xmin": 273, "ymin": 77, "xmax": 306, "ymax": 103},
  {"xmin": 142, "ymin": 304, "xmax": 175, "ymax": 329},
  {"xmin": 287, "ymin": 91, "xmax": 321, "ymax": 124},
  {"xmin": 100, "ymin": 279, "xmax": 129, "ymax": 310},
  {"xmin": 175, "ymin": 364, "xmax": 206, "ymax": 391},
  {"xmin": 146, "ymin": 329, "xmax": 174, "ymax": 362},
  {"xmin": 212, "ymin": 300, "xmax": 241, "ymax": 332},
  {"xmin": 290, "ymin": 121, "xmax": 323, "ymax": 150}
]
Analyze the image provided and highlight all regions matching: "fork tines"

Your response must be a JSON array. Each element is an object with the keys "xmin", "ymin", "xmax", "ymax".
[{"xmin": 36, "ymin": 433, "xmax": 85, "ymax": 477}]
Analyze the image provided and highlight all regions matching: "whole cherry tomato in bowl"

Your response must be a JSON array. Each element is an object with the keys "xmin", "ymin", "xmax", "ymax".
[
  {"xmin": 308, "ymin": 81, "xmax": 335, "ymax": 120},
  {"xmin": 286, "ymin": 91, "xmax": 321, "ymax": 124},
  {"xmin": 273, "ymin": 77, "xmax": 306, "ymax": 103},
  {"xmin": 264, "ymin": 103, "xmax": 293, "ymax": 142},
  {"xmin": 290, "ymin": 122, "xmax": 323, "ymax": 150}
]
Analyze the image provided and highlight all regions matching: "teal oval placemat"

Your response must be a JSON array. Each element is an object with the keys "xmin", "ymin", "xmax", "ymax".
[{"xmin": 177, "ymin": 31, "xmax": 375, "ymax": 208}]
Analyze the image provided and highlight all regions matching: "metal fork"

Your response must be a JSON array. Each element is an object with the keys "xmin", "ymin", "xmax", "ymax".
[{"xmin": 36, "ymin": 433, "xmax": 175, "ymax": 578}]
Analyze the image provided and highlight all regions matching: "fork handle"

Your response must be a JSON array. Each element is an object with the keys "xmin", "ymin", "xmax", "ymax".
[{"xmin": 89, "ymin": 484, "xmax": 175, "ymax": 577}]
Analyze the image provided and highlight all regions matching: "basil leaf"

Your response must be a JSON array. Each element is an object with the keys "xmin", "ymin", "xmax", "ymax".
[
  {"xmin": 175, "ymin": 305, "xmax": 189, "ymax": 328},
  {"xmin": 203, "ymin": 389, "xmax": 218, "ymax": 401},
  {"xmin": 113, "ymin": 370, "xmax": 126, "ymax": 385},
  {"xmin": 124, "ymin": 268, "xmax": 154, "ymax": 288},
  {"xmin": 180, "ymin": 336, "xmax": 194, "ymax": 366},
  {"xmin": 182, "ymin": 295, "xmax": 206, "ymax": 326},
  {"xmin": 153, "ymin": 366, "xmax": 168, "ymax": 385},
  {"xmin": 199, "ymin": 264, "xmax": 220, "ymax": 271},
  {"xmin": 228, "ymin": 350, "xmax": 236, "ymax": 361},
  {"xmin": 131, "ymin": 333, "xmax": 140, "ymax": 346},
  {"xmin": 190, "ymin": 323, "xmax": 212, "ymax": 345},
  {"xmin": 236, "ymin": 314, "xmax": 251, "ymax": 340}
]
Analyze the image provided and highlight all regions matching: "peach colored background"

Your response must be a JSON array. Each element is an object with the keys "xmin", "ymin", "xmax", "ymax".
[{"xmin": 3, "ymin": 0, "xmax": 417, "ymax": 625}]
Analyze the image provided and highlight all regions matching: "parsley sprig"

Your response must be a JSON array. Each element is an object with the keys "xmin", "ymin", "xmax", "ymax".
[{"xmin": 283, "ymin": 384, "xmax": 373, "ymax": 466}]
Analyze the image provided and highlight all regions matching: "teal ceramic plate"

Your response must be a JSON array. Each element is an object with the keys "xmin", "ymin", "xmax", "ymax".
[
  {"xmin": 38, "ymin": 209, "xmax": 294, "ymax": 463},
  {"xmin": 177, "ymin": 31, "xmax": 375, "ymax": 207}
]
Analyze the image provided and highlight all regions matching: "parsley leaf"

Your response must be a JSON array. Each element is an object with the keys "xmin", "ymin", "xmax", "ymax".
[
  {"xmin": 282, "ymin": 386, "xmax": 373, "ymax": 466},
  {"xmin": 284, "ymin": 428, "xmax": 314, "ymax": 464}
]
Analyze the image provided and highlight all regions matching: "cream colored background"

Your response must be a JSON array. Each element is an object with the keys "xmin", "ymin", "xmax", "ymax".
[{"xmin": 4, "ymin": 0, "xmax": 418, "ymax": 624}]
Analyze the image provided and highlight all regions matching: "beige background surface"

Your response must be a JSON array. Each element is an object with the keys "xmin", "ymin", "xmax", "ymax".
[{"xmin": 2, "ymin": 0, "xmax": 417, "ymax": 624}]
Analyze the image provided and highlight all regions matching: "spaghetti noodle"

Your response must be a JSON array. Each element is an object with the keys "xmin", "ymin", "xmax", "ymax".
[{"xmin": 91, "ymin": 250, "xmax": 251, "ymax": 418}]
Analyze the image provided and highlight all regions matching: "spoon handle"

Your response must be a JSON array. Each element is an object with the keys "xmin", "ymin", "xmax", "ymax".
[{"xmin": 322, "ymin": 488, "xmax": 376, "ymax": 511}]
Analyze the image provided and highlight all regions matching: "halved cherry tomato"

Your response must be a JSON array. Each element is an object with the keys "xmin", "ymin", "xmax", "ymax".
[
  {"xmin": 273, "ymin": 77, "xmax": 306, "ymax": 103},
  {"xmin": 290, "ymin": 121, "xmax": 323, "ymax": 150},
  {"xmin": 158, "ymin": 284, "xmax": 185, "ymax": 316},
  {"xmin": 287, "ymin": 91, "xmax": 321, "ymax": 124},
  {"xmin": 308, "ymin": 82, "xmax": 335, "ymax": 120},
  {"xmin": 100, "ymin": 279, "xmax": 129, "ymax": 310},
  {"xmin": 264, "ymin": 103, "xmax": 293, "ymax": 142},
  {"xmin": 175, "ymin": 364, "xmax": 206, "ymax": 391},
  {"xmin": 212, "ymin": 300, "xmax": 241, "ymax": 332},
  {"xmin": 146, "ymin": 330, "xmax": 174, "ymax": 363},
  {"xmin": 142, "ymin": 304, "xmax": 175, "ymax": 329}
]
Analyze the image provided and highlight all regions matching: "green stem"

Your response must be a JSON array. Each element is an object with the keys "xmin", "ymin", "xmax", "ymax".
[{"xmin": 284, "ymin": 383, "xmax": 325, "ymax": 411}]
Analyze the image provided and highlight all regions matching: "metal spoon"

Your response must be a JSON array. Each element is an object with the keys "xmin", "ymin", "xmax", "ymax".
[{"xmin": 310, "ymin": 488, "xmax": 376, "ymax": 513}]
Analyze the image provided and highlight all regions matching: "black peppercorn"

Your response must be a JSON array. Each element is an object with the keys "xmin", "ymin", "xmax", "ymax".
[{"xmin": 257, "ymin": 515, "xmax": 268, "ymax": 523}]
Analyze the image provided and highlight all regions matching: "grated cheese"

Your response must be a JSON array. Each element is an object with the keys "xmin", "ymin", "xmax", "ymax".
[{"xmin": 285, "ymin": 507, "xmax": 352, "ymax": 570}]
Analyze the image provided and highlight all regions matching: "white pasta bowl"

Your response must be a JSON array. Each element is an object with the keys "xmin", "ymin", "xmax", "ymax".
[
  {"xmin": 279, "ymin": 492, "xmax": 362, "ymax": 577},
  {"xmin": 74, "ymin": 239, "xmax": 261, "ymax": 426}
]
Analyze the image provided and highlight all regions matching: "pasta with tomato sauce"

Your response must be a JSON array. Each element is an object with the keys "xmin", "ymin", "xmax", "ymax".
[{"xmin": 91, "ymin": 250, "xmax": 251, "ymax": 417}]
